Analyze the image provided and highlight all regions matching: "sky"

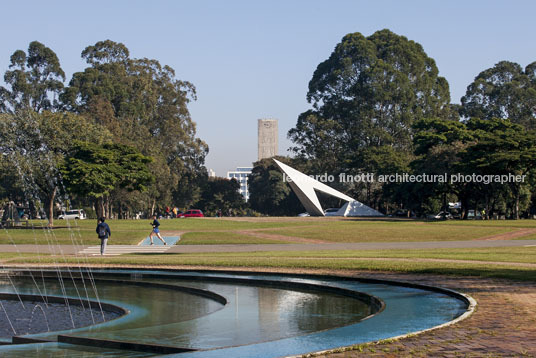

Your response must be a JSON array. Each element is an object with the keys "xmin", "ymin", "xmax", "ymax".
[{"xmin": 1, "ymin": 0, "xmax": 536, "ymax": 176}]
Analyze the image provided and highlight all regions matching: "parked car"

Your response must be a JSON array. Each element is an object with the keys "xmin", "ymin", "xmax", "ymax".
[
  {"xmin": 427, "ymin": 211, "xmax": 453, "ymax": 220},
  {"xmin": 467, "ymin": 210, "xmax": 483, "ymax": 220},
  {"xmin": 58, "ymin": 209, "xmax": 86, "ymax": 220},
  {"xmin": 179, "ymin": 209, "xmax": 204, "ymax": 218},
  {"xmin": 297, "ymin": 212, "xmax": 310, "ymax": 217},
  {"xmin": 391, "ymin": 209, "xmax": 410, "ymax": 218}
]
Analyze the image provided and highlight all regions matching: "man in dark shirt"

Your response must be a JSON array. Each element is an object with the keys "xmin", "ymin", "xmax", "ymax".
[
  {"xmin": 96, "ymin": 217, "xmax": 111, "ymax": 255},
  {"xmin": 150, "ymin": 215, "xmax": 167, "ymax": 245}
]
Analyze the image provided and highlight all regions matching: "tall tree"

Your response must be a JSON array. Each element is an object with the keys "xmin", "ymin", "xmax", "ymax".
[
  {"xmin": 60, "ymin": 40, "xmax": 208, "ymax": 210},
  {"xmin": 0, "ymin": 41, "xmax": 65, "ymax": 113},
  {"xmin": 461, "ymin": 61, "xmax": 536, "ymax": 129},
  {"xmin": 289, "ymin": 29, "xmax": 451, "ymax": 168}
]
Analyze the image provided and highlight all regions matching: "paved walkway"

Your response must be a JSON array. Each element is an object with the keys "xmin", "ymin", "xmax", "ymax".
[
  {"xmin": 1, "ymin": 239, "xmax": 535, "ymax": 255},
  {"xmin": 77, "ymin": 245, "xmax": 172, "ymax": 256}
]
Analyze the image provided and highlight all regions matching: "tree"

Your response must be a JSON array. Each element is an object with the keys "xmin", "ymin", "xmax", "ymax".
[
  {"xmin": 194, "ymin": 177, "xmax": 245, "ymax": 216},
  {"xmin": 59, "ymin": 40, "xmax": 208, "ymax": 210},
  {"xmin": 0, "ymin": 156, "xmax": 25, "ymax": 204},
  {"xmin": 61, "ymin": 141, "xmax": 154, "ymax": 218},
  {"xmin": 461, "ymin": 61, "xmax": 536, "ymax": 129},
  {"xmin": 460, "ymin": 118, "xmax": 536, "ymax": 219},
  {"xmin": 350, "ymin": 145, "xmax": 412, "ymax": 212},
  {"xmin": 289, "ymin": 29, "xmax": 451, "ymax": 168},
  {"xmin": 0, "ymin": 111, "xmax": 110, "ymax": 226},
  {"xmin": 412, "ymin": 116, "xmax": 536, "ymax": 219},
  {"xmin": 0, "ymin": 41, "xmax": 65, "ymax": 113},
  {"xmin": 412, "ymin": 117, "xmax": 480, "ymax": 218}
]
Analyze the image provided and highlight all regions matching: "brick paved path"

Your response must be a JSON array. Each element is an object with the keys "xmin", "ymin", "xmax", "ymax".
[{"xmin": 309, "ymin": 271, "xmax": 536, "ymax": 358}]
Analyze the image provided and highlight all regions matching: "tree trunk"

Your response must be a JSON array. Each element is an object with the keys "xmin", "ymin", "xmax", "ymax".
[
  {"xmin": 461, "ymin": 196, "xmax": 469, "ymax": 220},
  {"xmin": 94, "ymin": 197, "xmax": 105, "ymax": 219},
  {"xmin": 515, "ymin": 194, "xmax": 520, "ymax": 220},
  {"xmin": 512, "ymin": 184, "xmax": 520, "ymax": 220},
  {"xmin": 45, "ymin": 187, "xmax": 57, "ymax": 227}
]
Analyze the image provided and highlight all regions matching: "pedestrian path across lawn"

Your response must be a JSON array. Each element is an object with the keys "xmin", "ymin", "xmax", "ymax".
[
  {"xmin": 139, "ymin": 236, "xmax": 180, "ymax": 246},
  {"xmin": 78, "ymin": 236, "xmax": 179, "ymax": 256}
]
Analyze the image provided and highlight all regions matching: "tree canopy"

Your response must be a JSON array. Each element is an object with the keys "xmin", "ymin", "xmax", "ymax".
[
  {"xmin": 61, "ymin": 141, "xmax": 154, "ymax": 218},
  {"xmin": 0, "ymin": 41, "xmax": 65, "ymax": 113},
  {"xmin": 461, "ymin": 61, "xmax": 536, "ymax": 129},
  {"xmin": 60, "ymin": 40, "xmax": 208, "ymax": 210},
  {"xmin": 289, "ymin": 29, "xmax": 451, "ymax": 165},
  {"xmin": 0, "ymin": 40, "xmax": 208, "ymax": 220},
  {"xmin": 0, "ymin": 111, "xmax": 111, "ymax": 225}
]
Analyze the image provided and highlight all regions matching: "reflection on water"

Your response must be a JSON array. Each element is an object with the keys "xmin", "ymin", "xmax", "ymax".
[
  {"xmin": 73, "ymin": 280, "xmax": 372, "ymax": 348},
  {"xmin": 0, "ymin": 275, "xmax": 371, "ymax": 349},
  {"xmin": 0, "ymin": 271, "xmax": 468, "ymax": 358}
]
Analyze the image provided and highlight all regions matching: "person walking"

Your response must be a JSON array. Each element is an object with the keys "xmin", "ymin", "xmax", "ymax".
[
  {"xmin": 96, "ymin": 217, "xmax": 111, "ymax": 255},
  {"xmin": 150, "ymin": 215, "xmax": 167, "ymax": 245}
]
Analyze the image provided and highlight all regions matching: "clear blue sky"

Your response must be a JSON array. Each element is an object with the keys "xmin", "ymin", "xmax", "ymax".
[{"xmin": 1, "ymin": 0, "xmax": 535, "ymax": 175}]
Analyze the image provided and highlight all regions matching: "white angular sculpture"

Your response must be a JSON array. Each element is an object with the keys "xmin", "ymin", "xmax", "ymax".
[{"xmin": 274, "ymin": 159, "xmax": 383, "ymax": 217}]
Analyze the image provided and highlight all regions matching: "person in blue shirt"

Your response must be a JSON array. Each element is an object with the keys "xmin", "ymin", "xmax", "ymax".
[
  {"xmin": 96, "ymin": 217, "xmax": 111, "ymax": 255},
  {"xmin": 150, "ymin": 215, "xmax": 167, "ymax": 245}
]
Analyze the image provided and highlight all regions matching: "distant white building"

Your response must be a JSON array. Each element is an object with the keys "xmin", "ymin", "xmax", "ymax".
[
  {"xmin": 208, "ymin": 168, "xmax": 216, "ymax": 178},
  {"xmin": 227, "ymin": 167, "xmax": 252, "ymax": 201}
]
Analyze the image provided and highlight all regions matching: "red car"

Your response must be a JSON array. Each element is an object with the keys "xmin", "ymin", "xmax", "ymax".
[{"xmin": 179, "ymin": 209, "xmax": 204, "ymax": 218}]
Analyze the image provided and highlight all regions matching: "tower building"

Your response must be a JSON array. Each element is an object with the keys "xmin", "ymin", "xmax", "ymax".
[{"xmin": 257, "ymin": 119, "xmax": 278, "ymax": 160}]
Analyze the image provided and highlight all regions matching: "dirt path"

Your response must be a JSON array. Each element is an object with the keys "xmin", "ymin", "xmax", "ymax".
[{"xmin": 476, "ymin": 227, "xmax": 536, "ymax": 241}]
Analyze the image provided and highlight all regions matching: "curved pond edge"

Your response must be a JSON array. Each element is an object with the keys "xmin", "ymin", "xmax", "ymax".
[
  {"xmin": 1, "ymin": 267, "xmax": 477, "ymax": 357},
  {"xmin": 278, "ymin": 276, "xmax": 478, "ymax": 357},
  {"xmin": 184, "ymin": 269, "xmax": 477, "ymax": 357},
  {"xmin": 109, "ymin": 268, "xmax": 477, "ymax": 357}
]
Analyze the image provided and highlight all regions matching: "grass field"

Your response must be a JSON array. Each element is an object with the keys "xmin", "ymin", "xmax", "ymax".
[
  {"xmin": 263, "ymin": 221, "xmax": 514, "ymax": 242},
  {"xmin": 1, "ymin": 217, "xmax": 535, "ymax": 282},
  {"xmin": 179, "ymin": 231, "xmax": 285, "ymax": 244},
  {"xmin": 0, "ymin": 217, "xmax": 526, "ymax": 245},
  {"xmin": 2, "ymin": 246, "xmax": 535, "ymax": 281}
]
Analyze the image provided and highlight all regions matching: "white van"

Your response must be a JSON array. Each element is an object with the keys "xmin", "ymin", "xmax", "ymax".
[{"xmin": 58, "ymin": 209, "xmax": 86, "ymax": 220}]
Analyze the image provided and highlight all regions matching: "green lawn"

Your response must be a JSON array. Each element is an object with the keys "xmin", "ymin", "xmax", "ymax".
[
  {"xmin": 179, "ymin": 231, "xmax": 285, "ymax": 244},
  {"xmin": 263, "ymin": 221, "xmax": 514, "ymax": 242},
  {"xmin": 0, "ymin": 218, "xmax": 531, "ymax": 245},
  {"xmin": 426, "ymin": 219, "xmax": 536, "ymax": 228},
  {"xmin": 0, "ymin": 218, "xmax": 310, "ymax": 245},
  {"xmin": 2, "ymin": 218, "xmax": 535, "ymax": 282},
  {"xmin": 2, "ymin": 246, "xmax": 535, "ymax": 281}
]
